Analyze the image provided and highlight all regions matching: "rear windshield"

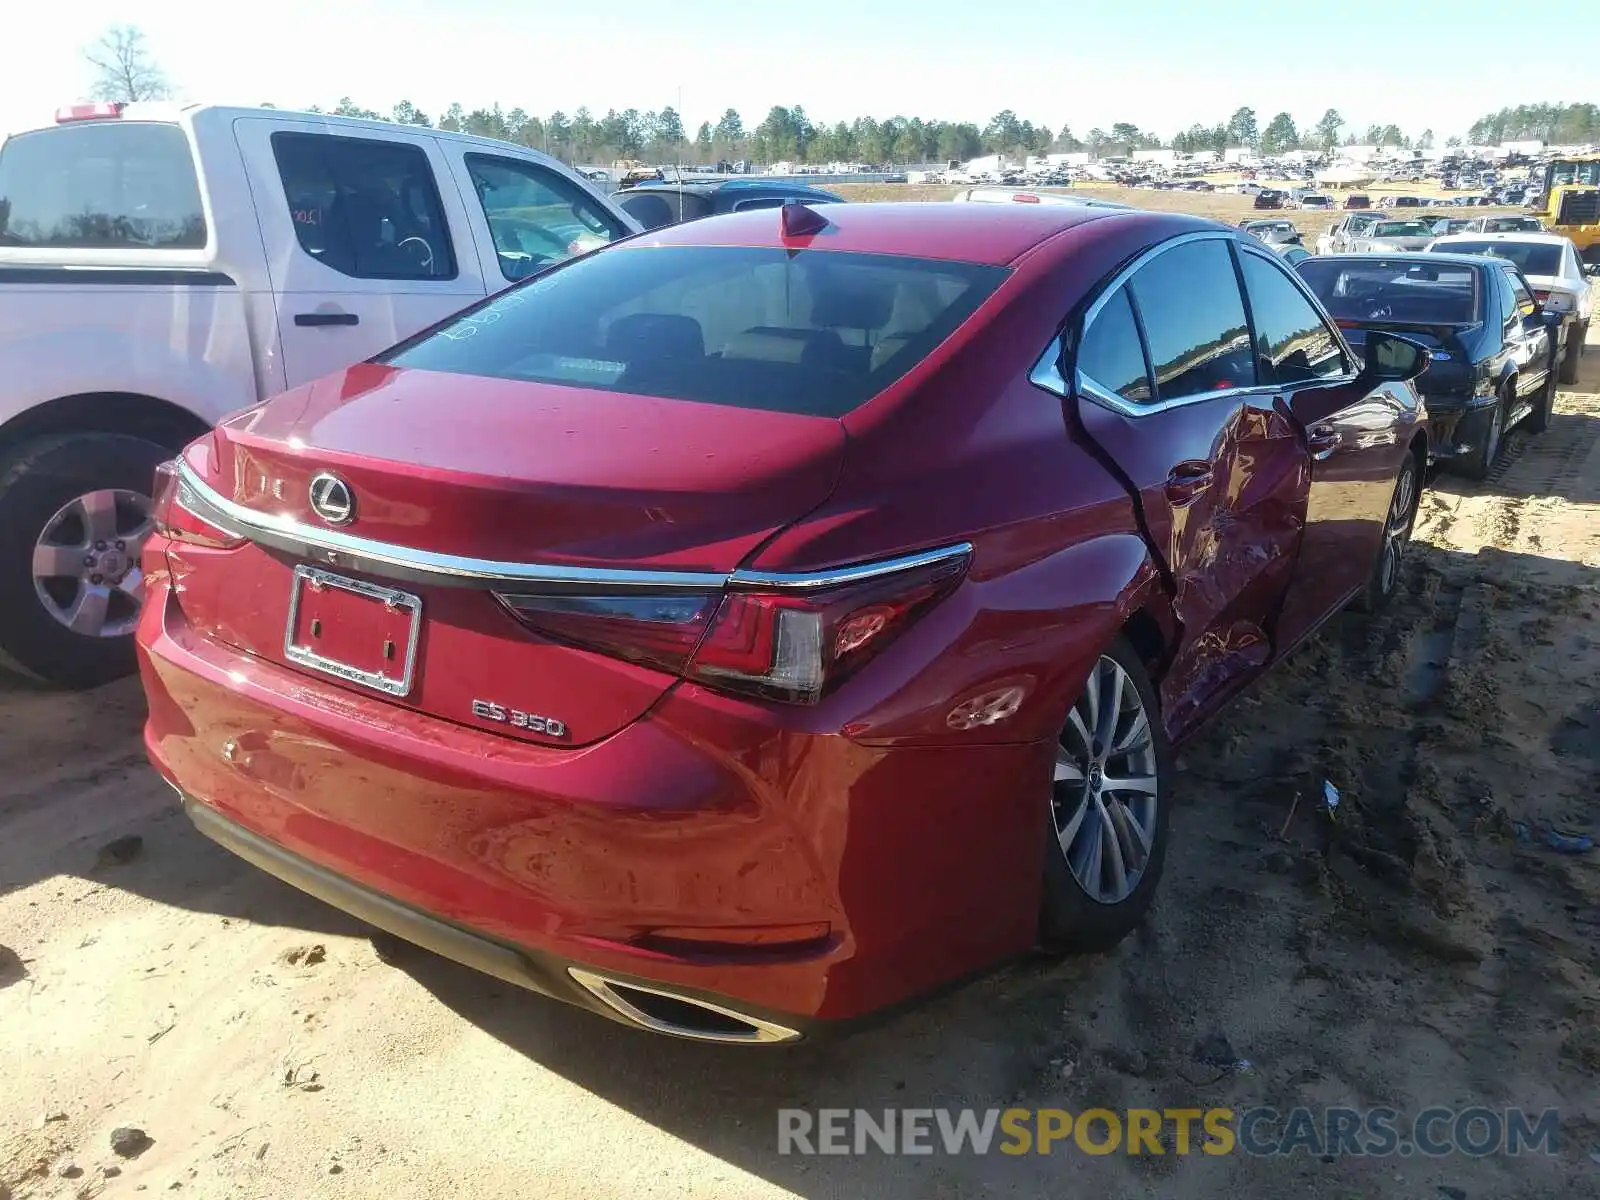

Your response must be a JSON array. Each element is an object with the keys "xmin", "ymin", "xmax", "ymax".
[
  {"xmin": 1372, "ymin": 221, "xmax": 1431, "ymax": 237},
  {"xmin": 1480, "ymin": 217, "xmax": 1542, "ymax": 233},
  {"xmin": 1444, "ymin": 240, "xmax": 1563, "ymax": 277},
  {"xmin": 0, "ymin": 122, "xmax": 205, "ymax": 249},
  {"xmin": 1297, "ymin": 259, "xmax": 1481, "ymax": 324},
  {"xmin": 382, "ymin": 245, "xmax": 1008, "ymax": 416}
]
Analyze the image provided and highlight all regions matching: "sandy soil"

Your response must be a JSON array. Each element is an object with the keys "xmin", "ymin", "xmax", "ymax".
[{"xmin": 2, "ymin": 342, "xmax": 1598, "ymax": 1200}]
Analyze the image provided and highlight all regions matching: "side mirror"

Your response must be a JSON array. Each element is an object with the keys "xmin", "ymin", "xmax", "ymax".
[
  {"xmin": 1360, "ymin": 331, "xmax": 1430, "ymax": 384},
  {"xmin": 1585, "ymin": 263, "xmax": 1600, "ymax": 279}
]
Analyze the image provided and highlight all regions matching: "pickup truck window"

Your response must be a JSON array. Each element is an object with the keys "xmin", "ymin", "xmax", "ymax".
[
  {"xmin": 270, "ymin": 132, "xmax": 457, "ymax": 281},
  {"xmin": 463, "ymin": 153, "xmax": 625, "ymax": 282},
  {"xmin": 0, "ymin": 122, "xmax": 205, "ymax": 249}
]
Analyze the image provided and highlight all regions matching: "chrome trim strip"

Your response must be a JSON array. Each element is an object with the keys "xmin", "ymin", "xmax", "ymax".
[
  {"xmin": 567, "ymin": 967, "xmax": 801, "ymax": 1044},
  {"xmin": 174, "ymin": 459, "xmax": 727, "ymax": 592},
  {"xmin": 728, "ymin": 542, "xmax": 973, "ymax": 591},
  {"xmin": 176, "ymin": 459, "xmax": 972, "ymax": 596}
]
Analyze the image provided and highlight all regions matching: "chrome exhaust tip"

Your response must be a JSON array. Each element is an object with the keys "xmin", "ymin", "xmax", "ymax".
[{"xmin": 568, "ymin": 968, "xmax": 801, "ymax": 1045}]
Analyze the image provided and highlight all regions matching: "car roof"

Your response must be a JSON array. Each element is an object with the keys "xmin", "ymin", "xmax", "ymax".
[
  {"xmin": 1308, "ymin": 252, "xmax": 1502, "ymax": 269},
  {"xmin": 12, "ymin": 103, "xmax": 582, "ymax": 173},
  {"xmin": 624, "ymin": 200, "xmax": 1161, "ymax": 265},
  {"xmin": 1430, "ymin": 231, "xmax": 1566, "ymax": 247},
  {"xmin": 624, "ymin": 179, "xmax": 838, "ymax": 197}
]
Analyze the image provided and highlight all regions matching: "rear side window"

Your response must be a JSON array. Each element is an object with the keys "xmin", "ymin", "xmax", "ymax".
[
  {"xmin": 1128, "ymin": 238, "xmax": 1256, "ymax": 399},
  {"xmin": 465, "ymin": 153, "xmax": 625, "ymax": 282},
  {"xmin": 271, "ymin": 132, "xmax": 455, "ymax": 280},
  {"xmin": 1238, "ymin": 252, "xmax": 1348, "ymax": 384},
  {"xmin": 382, "ymin": 245, "xmax": 1007, "ymax": 417},
  {"xmin": 0, "ymin": 122, "xmax": 205, "ymax": 249},
  {"xmin": 1502, "ymin": 267, "xmax": 1535, "ymax": 316},
  {"xmin": 1077, "ymin": 286, "xmax": 1152, "ymax": 404},
  {"xmin": 617, "ymin": 190, "xmax": 712, "ymax": 230}
]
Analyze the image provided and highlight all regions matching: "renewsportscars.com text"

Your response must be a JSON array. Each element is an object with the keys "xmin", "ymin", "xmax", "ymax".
[{"xmin": 777, "ymin": 1106, "xmax": 1560, "ymax": 1158}]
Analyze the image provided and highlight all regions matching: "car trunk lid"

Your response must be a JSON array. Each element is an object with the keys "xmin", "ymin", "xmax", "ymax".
[
  {"xmin": 1335, "ymin": 320, "xmax": 1480, "ymax": 395},
  {"xmin": 168, "ymin": 363, "xmax": 846, "ymax": 745}
]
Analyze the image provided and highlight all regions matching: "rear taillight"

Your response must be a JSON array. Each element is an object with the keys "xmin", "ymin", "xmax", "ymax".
[
  {"xmin": 151, "ymin": 460, "xmax": 246, "ymax": 549},
  {"xmin": 496, "ymin": 548, "xmax": 971, "ymax": 705}
]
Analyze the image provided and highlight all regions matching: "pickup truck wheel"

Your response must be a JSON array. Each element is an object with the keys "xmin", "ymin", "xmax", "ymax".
[
  {"xmin": 0, "ymin": 434, "xmax": 170, "ymax": 688},
  {"xmin": 1557, "ymin": 320, "xmax": 1587, "ymax": 386}
]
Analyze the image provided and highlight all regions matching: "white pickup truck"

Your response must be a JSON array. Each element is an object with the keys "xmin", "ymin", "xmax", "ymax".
[{"xmin": 0, "ymin": 102, "xmax": 638, "ymax": 686}]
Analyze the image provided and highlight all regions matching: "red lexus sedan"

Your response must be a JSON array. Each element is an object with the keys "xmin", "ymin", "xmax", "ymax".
[{"xmin": 138, "ymin": 202, "xmax": 1430, "ymax": 1044}]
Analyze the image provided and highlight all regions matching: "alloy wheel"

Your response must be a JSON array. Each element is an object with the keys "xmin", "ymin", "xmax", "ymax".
[
  {"xmin": 1051, "ymin": 656, "xmax": 1160, "ymax": 905},
  {"xmin": 1378, "ymin": 461, "xmax": 1418, "ymax": 596},
  {"xmin": 31, "ymin": 489, "xmax": 154, "ymax": 638}
]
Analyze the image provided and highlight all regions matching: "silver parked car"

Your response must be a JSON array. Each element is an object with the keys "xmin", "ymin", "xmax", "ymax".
[{"xmin": 1348, "ymin": 218, "xmax": 1436, "ymax": 253}]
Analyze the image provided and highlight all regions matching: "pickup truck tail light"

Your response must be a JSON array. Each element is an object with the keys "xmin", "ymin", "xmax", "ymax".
[
  {"xmin": 496, "ymin": 549, "xmax": 971, "ymax": 705},
  {"xmin": 151, "ymin": 460, "xmax": 246, "ymax": 549}
]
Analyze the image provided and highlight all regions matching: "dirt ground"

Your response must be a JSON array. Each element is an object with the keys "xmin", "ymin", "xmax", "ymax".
[
  {"xmin": 832, "ymin": 180, "xmax": 1528, "ymax": 241},
  {"xmin": 2, "ymin": 328, "xmax": 1598, "ymax": 1200}
]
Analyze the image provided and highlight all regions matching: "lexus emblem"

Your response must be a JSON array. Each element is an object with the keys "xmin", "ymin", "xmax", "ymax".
[{"xmin": 308, "ymin": 472, "xmax": 356, "ymax": 525}]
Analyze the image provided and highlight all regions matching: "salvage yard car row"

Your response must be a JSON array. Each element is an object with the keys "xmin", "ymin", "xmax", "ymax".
[{"xmin": 0, "ymin": 100, "xmax": 1594, "ymax": 1045}]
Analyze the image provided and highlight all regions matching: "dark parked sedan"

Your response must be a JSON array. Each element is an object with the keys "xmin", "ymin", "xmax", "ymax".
[
  {"xmin": 140, "ymin": 204, "xmax": 1429, "ymax": 1043},
  {"xmin": 613, "ymin": 179, "xmax": 844, "ymax": 230},
  {"xmin": 1296, "ymin": 253, "xmax": 1561, "ymax": 478}
]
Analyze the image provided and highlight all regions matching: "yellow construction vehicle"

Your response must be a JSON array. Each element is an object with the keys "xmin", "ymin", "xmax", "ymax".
[{"xmin": 1534, "ymin": 152, "xmax": 1600, "ymax": 265}]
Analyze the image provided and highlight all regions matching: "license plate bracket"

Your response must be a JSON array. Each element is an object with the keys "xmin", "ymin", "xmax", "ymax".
[{"xmin": 283, "ymin": 565, "xmax": 421, "ymax": 697}]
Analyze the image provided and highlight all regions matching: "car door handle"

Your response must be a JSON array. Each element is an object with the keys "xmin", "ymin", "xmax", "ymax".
[
  {"xmin": 1164, "ymin": 461, "xmax": 1214, "ymax": 504},
  {"xmin": 294, "ymin": 312, "xmax": 360, "ymax": 327},
  {"xmin": 1306, "ymin": 423, "xmax": 1339, "ymax": 460}
]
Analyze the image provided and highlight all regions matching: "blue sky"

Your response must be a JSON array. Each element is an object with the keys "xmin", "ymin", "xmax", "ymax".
[{"xmin": 2, "ymin": 0, "xmax": 1588, "ymax": 141}]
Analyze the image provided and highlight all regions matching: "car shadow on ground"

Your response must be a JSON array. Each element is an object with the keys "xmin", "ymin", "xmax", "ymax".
[{"xmin": 0, "ymin": 669, "xmax": 360, "ymax": 937}]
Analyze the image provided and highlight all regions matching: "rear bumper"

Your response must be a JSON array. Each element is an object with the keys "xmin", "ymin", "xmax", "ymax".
[
  {"xmin": 1420, "ymin": 394, "xmax": 1497, "ymax": 460},
  {"xmin": 137, "ymin": 570, "xmax": 1050, "ymax": 1034},
  {"xmin": 177, "ymin": 793, "xmax": 809, "ymax": 1042}
]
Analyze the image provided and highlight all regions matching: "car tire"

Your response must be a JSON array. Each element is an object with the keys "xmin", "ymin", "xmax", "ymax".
[
  {"xmin": 1457, "ymin": 388, "xmax": 1508, "ymax": 481},
  {"xmin": 0, "ymin": 433, "xmax": 170, "ymax": 689},
  {"xmin": 1527, "ymin": 355, "xmax": 1560, "ymax": 433},
  {"xmin": 1039, "ymin": 636, "xmax": 1173, "ymax": 954},
  {"xmin": 1557, "ymin": 320, "xmax": 1587, "ymax": 386},
  {"xmin": 1355, "ymin": 451, "xmax": 1420, "ymax": 613}
]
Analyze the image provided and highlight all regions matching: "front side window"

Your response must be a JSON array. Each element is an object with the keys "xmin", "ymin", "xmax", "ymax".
[
  {"xmin": 1239, "ymin": 252, "xmax": 1347, "ymax": 385},
  {"xmin": 382, "ymin": 245, "xmax": 1006, "ymax": 417},
  {"xmin": 1128, "ymin": 238, "xmax": 1256, "ymax": 399},
  {"xmin": 0, "ymin": 121, "xmax": 205, "ymax": 249},
  {"xmin": 465, "ymin": 153, "xmax": 625, "ymax": 281},
  {"xmin": 271, "ymin": 132, "xmax": 455, "ymax": 281},
  {"xmin": 1076, "ymin": 285, "xmax": 1152, "ymax": 405}
]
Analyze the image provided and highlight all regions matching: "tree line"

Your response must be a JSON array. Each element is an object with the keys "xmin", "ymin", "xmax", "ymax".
[
  {"xmin": 82, "ymin": 28, "xmax": 1595, "ymax": 168},
  {"xmin": 296, "ymin": 100, "xmax": 1441, "ymax": 165},
  {"xmin": 1467, "ymin": 104, "xmax": 1599, "ymax": 147}
]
